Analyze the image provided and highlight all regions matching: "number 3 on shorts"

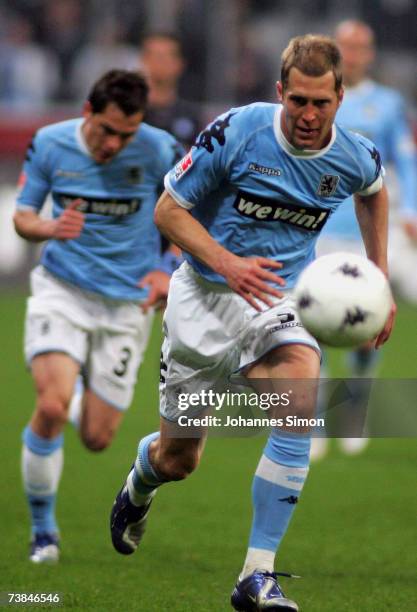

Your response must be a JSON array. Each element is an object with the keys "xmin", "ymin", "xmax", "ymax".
[{"xmin": 113, "ymin": 347, "xmax": 132, "ymax": 377}]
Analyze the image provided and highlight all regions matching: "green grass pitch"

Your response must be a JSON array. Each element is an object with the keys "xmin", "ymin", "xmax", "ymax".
[{"xmin": 1, "ymin": 293, "xmax": 416, "ymax": 611}]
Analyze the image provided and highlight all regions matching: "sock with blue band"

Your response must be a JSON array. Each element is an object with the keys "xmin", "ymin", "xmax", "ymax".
[
  {"xmin": 21, "ymin": 426, "xmax": 64, "ymax": 536},
  {"xmin": 241, "ymin": 431, "xmax": 310, "ymax": 577},
  {"xmin": 127, "ymin": 432, "xmax": 166, "ymax": 506}
]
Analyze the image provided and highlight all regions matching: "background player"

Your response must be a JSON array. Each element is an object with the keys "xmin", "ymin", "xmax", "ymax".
[
  {"xmin": 13, "ymin": 69, "xmax": 180, "ymax": 563},
  {"xmin": 140, "ymin": 31, "xmax": 203, "ymax": 149},
  {"xmin": 140, "ymin": 31, "xmax": 204, "ymax": 269},
  {"xmin": 109, "ymin": 35, "xmax": 395, "ymax": 611},
  {"xmin": 312, "ymin": 20, "xmax": 417, "ymax": 459}
]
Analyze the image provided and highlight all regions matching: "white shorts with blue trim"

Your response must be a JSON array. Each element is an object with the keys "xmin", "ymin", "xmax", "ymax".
[
  {"xmin": 160, "ymin": 262, "xmax": 320, "ymax": 421},
  {"xmin": 24, "ymin": 266, "xmax": 153, "ymax": 410}
]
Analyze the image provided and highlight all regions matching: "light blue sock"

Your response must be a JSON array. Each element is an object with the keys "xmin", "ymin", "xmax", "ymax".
[
  {"xmin": 242, "ymin": 431, "xmax": 310, "ymax": 576},
  {"xmin": 127, "ymin": 432, "xmax": 166, "ymax": 504},
  {"xmin": 348, "ymin": 347, "xmax": 379, "ymax": 377},
  {"xmin": 22, "ymin": 426, "xmax": 64, "ymax": 536}
]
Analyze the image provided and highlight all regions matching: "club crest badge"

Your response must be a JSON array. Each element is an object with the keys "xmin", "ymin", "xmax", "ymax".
[{"xmin": 317, "ymin": 174, "xmax": 340, "ymax": 197}]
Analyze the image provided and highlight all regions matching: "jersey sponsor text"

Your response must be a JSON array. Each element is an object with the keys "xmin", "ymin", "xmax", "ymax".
[{"xmin": 233, "ymin": 190, "xmax": 329, "ymax": 231}]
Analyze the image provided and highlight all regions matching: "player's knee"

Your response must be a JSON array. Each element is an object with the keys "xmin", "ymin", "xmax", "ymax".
[
  {"xmin": 36, "ymin": 394, "xmax": 68, "ymax": 426},
  {"xmin": 157, "ymin": 450, "xmax": 199, "ymax": 481},
  {"xmin": 81, "ymin": 429, "xmax": 114, "ymax": 452}
]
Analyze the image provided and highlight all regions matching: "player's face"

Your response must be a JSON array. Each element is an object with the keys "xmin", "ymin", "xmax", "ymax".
[
  {"xmin": 336, "ymin": 24, "xmax": 374, "ymax": 86},
  {"xmin": 82, "ymin": 102, "xmax": 144, "ymax": 164},
  {"xmin": 277, "ymin": 68, "xmax": 343, "ymax": 150},
  {"xmin": 142, "ymin": 37, "xmax": 184, "ymax": 86}
]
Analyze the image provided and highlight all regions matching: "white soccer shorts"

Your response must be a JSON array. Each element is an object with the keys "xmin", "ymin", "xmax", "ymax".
[
  {"xmin": 159, "ymin": 262, "xmax": 320, "ymax": 421},
  {"xmin": 24, "ymin": 266, "xmax": 154, "ymax": 410}
]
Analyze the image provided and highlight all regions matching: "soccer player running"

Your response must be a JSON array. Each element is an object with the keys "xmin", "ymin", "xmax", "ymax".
[
  {"xmin": 110, "ymin": 37, "xmax": 395, "ymax": 611},
  {"xmin": 13, "ymin": 70, "xmax": 181, "ymax": 563},
  {"xmin": 311, "ymin": 20, "xmax": 417, "ymax": 459}
]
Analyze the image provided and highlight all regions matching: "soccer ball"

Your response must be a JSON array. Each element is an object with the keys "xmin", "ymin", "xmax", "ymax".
[{"xmin": 294, "ymin": 252, "xmax": 392, "ymax": 347}]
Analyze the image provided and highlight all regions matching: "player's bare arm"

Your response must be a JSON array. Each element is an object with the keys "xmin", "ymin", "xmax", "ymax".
[
  {"xmin": 155, "ymin": 190, "xmax": 285, "ymax": 309},
  {"xmin": 14, "ymin": 199, "xmax": 84, "ymax": 242},
  {"xmin": 354, "ymin": 186, "xmax": 389, "ymax": 274},
  {"xmin": 354, "ymin": 185, "xmax": 396, "ymax": 346}
]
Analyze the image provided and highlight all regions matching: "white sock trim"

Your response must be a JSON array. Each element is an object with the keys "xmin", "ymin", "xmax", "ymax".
[
  {"xmin": 22, "ymin": 446, "xmax": 63, "ymax": 496},
  {"xmin": 241, "ymin": 548, "xmax": 275, "ymax": 579},
  {"xmin": 255, "ymin": 455, "xmax": 308, "ymax": 491}
]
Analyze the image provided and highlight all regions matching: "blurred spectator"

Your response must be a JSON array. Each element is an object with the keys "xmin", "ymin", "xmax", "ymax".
[
  {"xmin": 233, "ymin": 30, "xmax": 275, "ymax": 104},
  {"xmin": 140, "ymin": 31, "xmax": 203, "ymax": 148},
  {"xmin": 330, "ymin": 19, "xmax": 417, "ymax": 274},
  {"xmin": 71, "ymin": 19, "xmax": 138, "ymax": 102},
  {"xmin": 0, "ymin": 13, "xmax": 59, "ymax": 110},
  {"xmin": 311, "ymin": 19, "xmax": 417, "ymax": 461},
  {"xmin": 40, "ymin": 0, "xmax": 85, "ymax": 101}
]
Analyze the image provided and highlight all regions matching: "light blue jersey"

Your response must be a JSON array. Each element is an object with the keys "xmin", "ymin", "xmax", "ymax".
[
  {"xmin": 17, "ymin": 118, "xmax": 180, "ymax": 300},
  {"xmin": 165, "ymin": 103, "xmax": 383, "ymax": 288},
  {"xmin": 322, "ymin": 80, "xmax": 417, "ymax": 239}
]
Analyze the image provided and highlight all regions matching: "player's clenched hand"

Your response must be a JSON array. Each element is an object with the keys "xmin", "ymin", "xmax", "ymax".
[
  {"xmin": 139, "ymin": 270, "xmax": 171, "ymax": 313},
  {"xmin": 219, "ymin": 254, "xmax": 285, "ymax": 310},
  {"xmin": 374, "ymin": 300, "xmax": 397, "ymax": 349},
  {"xmin": 52, "ymin": 199, "xmax": 85, "ymax": 240}
]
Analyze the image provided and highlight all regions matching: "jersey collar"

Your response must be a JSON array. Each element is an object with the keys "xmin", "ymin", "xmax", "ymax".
[
  {"xmin": 273, "ymin": 105, "xmax": 336, "ymax": 159},
  {"xmin": 76, "ymin": 119, "xmax": 93, "ymax": 157}
]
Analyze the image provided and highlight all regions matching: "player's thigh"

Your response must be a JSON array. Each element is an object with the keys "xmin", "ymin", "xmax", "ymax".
[
  {"xmin": 248, "ymin": 343, "xmax": 320, "ymax": 379},
  {"xmin": 247, "ymin": 344, "xmax": 320, "ymax": 424},
  {"xmin": 88, "ymin": 304, "xmax": 154, "ymax": 411},
  {"xmin": 31, "ymin": 352, "xmax": 81, "ymax": 407},
  {"xmin": 24, "ymin": 266, "xmax": 90, "ymax": 367},
  {"xmin": 80, "ymin": 389, "xmax": 124, "ymax": 451},
  {"xmin": 161, "ymin": 263, "xmax": 247, "ymax": 422}
]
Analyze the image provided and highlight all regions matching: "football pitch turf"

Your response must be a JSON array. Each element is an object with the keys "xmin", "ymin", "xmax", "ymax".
[{"xmin": 1, "ymin": 293, "xmax": 416, "ymax": 611}]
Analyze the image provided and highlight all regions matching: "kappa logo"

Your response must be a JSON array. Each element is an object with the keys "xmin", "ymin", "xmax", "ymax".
[
  {"xmin": 268, "ymin": 312, "xmax": 302, "ymax": 334},
  {"xmin": 248, "ymin": 162, "xmax": 281, "ymax": 177},
  {"xmin": 56, "ymin": 193, "xmax": 142, "ymax": 216},
  {"xmin": 195, "ymin": 112, "xmax": 235, "ymax": 153},
  {"xmin": 279, "ymin": 495, "xmax": 298, "ymax": 505},
  {"xmin": 174, "ymin": 151, "xmax": 193, "ymax": 179},
  {"xmin": 233, "ymin": 190, "xmax": 329, "ymax": 231},
  {"xmin": 268, "ymin": 321, "xmax": 302, "ymax": 333},
  {"xmin": 40, "ymin": 319, "xmax": 50, "ymax": 335},
  {"xmin": 317, "ymin": 174, "xmax": 340, "ymax": 197},
  {"xmin": 363, "ymin": 143, "xmax": 382, "ymax": 181},
  {"xmin": 56, "ymin": 169, "xmax": 84, "ymax": 179}
]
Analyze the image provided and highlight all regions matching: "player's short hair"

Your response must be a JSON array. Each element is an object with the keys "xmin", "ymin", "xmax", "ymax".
[
  {"xmin": 88, "ymin": 69, "xmax": 149, "ymax": 115},
  {"xmin": 281, "ymin": 35, "xmax": 343, "ymax": 92}
]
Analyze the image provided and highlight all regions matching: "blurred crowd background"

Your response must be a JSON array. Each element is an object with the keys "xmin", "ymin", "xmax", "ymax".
[
  {"xmin": 0, "ymin": 0, "xmax": 416, "ymax": 286},
  {"xmin": 0, "ymin": 0, "xmax": 416, "ymax": 109}
]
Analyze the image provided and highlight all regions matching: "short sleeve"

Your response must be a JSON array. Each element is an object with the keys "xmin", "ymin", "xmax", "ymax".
[
  {"xmin": 164, "ymin": 109, "xmax": 239, "ymax": 209},
  {"xmin": 354, "ymin": 134, "xmax": 384, "ymax": 196},
  {"xmin": 16, "ymin": 130, "xmax": 51, "ymax": 212}
]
